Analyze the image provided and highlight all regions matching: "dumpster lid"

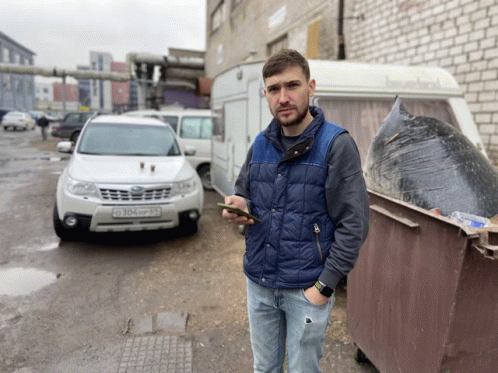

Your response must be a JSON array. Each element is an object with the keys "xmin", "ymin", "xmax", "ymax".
[{"xmin": 368, "ymin": 189, "xmax": 498, "ymax": 260}]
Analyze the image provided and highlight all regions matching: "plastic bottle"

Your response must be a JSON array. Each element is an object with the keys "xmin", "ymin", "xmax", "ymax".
[{"xmin": 449, "ymin": 211, "xmax": 491, "ymax": 228}]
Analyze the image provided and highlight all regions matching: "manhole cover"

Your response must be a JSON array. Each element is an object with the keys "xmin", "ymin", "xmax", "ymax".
[{"xmin": 118, "ymin": 335, "xmax": 192, "ymax": 373}]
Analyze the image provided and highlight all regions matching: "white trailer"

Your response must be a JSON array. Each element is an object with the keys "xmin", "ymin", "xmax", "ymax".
[{"xmin": 210, "ymin": 60, "xmax": 484, "ymax": 197}]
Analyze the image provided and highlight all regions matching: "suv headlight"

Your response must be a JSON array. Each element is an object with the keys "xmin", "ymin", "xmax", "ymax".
[
  {"xmin": 172, "ymin": 177, "xmax": 198, "ymax": 196},
  {"xmin": 66, "ymin": 176, "xmax": 99, "ymax": 197}
]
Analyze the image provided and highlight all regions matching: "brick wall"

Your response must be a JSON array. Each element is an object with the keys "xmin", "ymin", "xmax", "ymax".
[
  {"xmin": 53, "ymin": 83, "xmax": 79, "ymax": 102},
  {"xmin": 346, "ymin": 0, "xmax": 498, "ymax": 164}
]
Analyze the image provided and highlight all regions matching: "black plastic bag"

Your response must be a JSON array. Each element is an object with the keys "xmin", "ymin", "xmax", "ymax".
[{"xmin": 365, "ymin": 98, "xmax": 498, "ymax": 218}]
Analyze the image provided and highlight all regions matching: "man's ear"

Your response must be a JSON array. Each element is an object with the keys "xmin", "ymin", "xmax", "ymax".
[{"xmin": 308, "ymin": 79, "xmax": 316, "ymax": 96}]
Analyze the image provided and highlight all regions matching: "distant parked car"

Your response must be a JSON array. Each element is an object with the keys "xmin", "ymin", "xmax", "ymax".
[
  {"xmin": 1, "ymin": 111, "xmax": 36, "ymax": 131},
  {"xmin": 51, "ymin": 111, "xmax": 97, "ymax": 142},
  {"xmin": 122, "ymin": 108, "xmax": 214, "ymax": 190},
  {"xmin": 53, "ymin": 115, "xmax": 204, "ymax": 240}
]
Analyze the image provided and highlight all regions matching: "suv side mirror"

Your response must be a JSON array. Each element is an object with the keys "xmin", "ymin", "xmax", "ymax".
[{"xmin": 57, "ymin": 141, "xmax": 73, "ymax": 154}]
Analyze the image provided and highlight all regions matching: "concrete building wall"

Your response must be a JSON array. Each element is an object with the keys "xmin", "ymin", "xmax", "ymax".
[
  {"xmin": 0, "ymin": 31, "xmax": 35, "ymax": 112},
  {"xmin": 205, "ymin": 0, "xmax": 340, "ymax": 78},
  {"xmin": 346, "ymin": 0, "xmax": 498, "ymax": 164},
  {"xmin": 35, "ymin": 82, "xmax": 53, "ymax": 102},
  {"xmin": 77, "ymin": 65, "xmax": 91, "ymax": 108},
  {"xmin": 90, "ymin": 51, "xmax": 112, "ymax": 112}
]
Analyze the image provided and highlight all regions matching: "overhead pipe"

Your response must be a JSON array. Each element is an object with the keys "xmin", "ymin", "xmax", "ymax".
[{"xmin": 0, "ymin": 63, "xmax": 130, "ymax": 81}]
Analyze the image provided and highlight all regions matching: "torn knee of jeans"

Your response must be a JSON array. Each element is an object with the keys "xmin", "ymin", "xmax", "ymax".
[{"xmin": 305, "ymin": 317, "xmax": 313, "ymax": 324}]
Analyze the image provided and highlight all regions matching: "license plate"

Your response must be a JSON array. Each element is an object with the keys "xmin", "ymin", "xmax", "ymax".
[{"xmin": 112, "ymin": 206, "xmax": 161, "ymax": 218}]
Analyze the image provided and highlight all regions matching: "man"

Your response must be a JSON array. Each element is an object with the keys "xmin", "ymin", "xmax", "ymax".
[
  {"xmin": 221, "ymin": 49, "xmax": 369, "ymax": 373},
  {"xmin": 37, "ymin": 113, "xmax": 49, "ymax": 140}
]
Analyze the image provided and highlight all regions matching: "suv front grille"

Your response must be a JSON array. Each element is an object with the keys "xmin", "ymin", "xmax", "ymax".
[{"xmin": 100, "ymin": 187, "xmax": 172, "ymax": 201}]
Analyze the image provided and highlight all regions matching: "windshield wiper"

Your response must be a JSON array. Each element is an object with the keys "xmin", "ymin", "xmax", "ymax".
[{"xmin": 79, "ymin": 151, "xmax": 105, "ymax": 155}]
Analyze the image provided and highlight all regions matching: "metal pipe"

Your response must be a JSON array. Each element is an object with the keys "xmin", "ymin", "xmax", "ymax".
[{"xmin": 0, "ymin": 63, "xmax": 130, "ymax": 81}]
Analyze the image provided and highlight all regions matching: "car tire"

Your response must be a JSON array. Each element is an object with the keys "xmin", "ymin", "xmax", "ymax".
[
  {"xmin": 198, "ymin": 164, "xmax": 213, "ymax": 190},
  {"xmin": 53, "ymin": 204, "xmax": 72, "ymax": 241},
  {"xmin": 70, "ymin": 131, "xmax": 80, "ymax": 143}
]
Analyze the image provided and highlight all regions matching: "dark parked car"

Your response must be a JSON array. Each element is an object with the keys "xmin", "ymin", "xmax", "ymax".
[
  {"xmin": 51, "ymin": 112, "xmax": 97, "ymax": 142},
  {"xmin": 0, "ymin": 109, "xmax": 11, "ymax": 122}
]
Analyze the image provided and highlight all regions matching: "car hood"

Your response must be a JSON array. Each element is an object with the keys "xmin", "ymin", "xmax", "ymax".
[{"xmin": 67, "ymin": 154, "xmax": 194, "ymax": 184}]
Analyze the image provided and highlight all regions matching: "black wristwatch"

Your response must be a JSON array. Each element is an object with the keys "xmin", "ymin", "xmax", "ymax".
[{"xmin": 315, "ymin": 281, "xmax": 334, "ymax": 297}]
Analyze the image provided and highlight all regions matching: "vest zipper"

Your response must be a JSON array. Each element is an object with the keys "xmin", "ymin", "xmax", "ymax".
[{"xmin": 314, "ymin": 223, "xmax": 324, "ymax": 262}]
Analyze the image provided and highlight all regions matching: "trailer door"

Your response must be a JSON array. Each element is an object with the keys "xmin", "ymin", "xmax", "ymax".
[{"xmin": 247, "ymin": 79, "xmax": 262, "ymax": 151}]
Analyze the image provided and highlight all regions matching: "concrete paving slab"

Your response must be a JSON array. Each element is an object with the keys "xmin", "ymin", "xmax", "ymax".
[
  {"xmin": 117, "ymin": 335, "xmax": 192, "ymax": 373},
  {"xmin": 156, "ymin": 312, "xmax": 188, "ymax": 333},
  {"xmin": 133, "ymin": 316, "xmax": 154, "ymax": 334}
]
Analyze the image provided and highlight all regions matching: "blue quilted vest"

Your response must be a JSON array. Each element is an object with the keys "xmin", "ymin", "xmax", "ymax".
[{"xmin": 244, "ymin": 108, "xmax": 346, "ymax": 289}]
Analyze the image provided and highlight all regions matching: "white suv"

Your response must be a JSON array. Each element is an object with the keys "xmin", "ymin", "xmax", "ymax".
[
  {"xmin": 53, "ymin": 115, "xmax": 204, "ymax": 240},
  {"xmin": 122, "ymin": 108, "xmax": 213, "ymax": 189}
]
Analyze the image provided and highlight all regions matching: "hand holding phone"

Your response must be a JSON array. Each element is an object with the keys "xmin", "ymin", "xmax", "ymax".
[{"xmin": 218, "ymin": 203, "xmax": 261, "ymax": 223}]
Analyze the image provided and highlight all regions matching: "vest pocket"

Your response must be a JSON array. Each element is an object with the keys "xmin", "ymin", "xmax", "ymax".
[{"xmin": 313, "ymin": 223, "xmax": 324, "ymax": 263}]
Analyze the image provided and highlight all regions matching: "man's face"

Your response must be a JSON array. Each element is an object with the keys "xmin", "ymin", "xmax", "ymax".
[{"xmin": 264, "ymin": 65, "xmax": 315, "ymax": 128}]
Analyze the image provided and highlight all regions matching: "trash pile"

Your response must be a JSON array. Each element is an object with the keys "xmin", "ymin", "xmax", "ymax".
[{"xmin": 364, "ymin": 98, "xmax": 498, "ymax": 227}]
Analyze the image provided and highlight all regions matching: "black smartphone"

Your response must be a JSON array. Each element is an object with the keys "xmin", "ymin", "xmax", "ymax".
[{"xmin": 217, "ymin": 203, "xmax": 261, "ymax": 223}]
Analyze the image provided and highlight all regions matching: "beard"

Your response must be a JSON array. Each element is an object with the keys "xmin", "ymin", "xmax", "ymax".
[{"xmin": 273, "ymin": 103, "xmax": 309, "ymax": 128}]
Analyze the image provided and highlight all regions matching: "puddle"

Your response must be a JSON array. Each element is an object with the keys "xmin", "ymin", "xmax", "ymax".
[
  {"xmin": 40, "ymin": 156, "xmax": 69, "ymax": 162},
  {"xmin": 13, "ymin": 241, "xmax": 60, "ymax": 253},
  {"xmin": 0, "ymin": 268, "xmax": 57, "ymax": 296},
  {"xmin": 38, "ymin": 242, "xmax": 60, "ymax": 251}
]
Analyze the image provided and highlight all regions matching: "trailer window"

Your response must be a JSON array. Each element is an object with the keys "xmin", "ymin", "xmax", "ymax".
[
  {"xmin": 314, "ymin": 96, "xmax": 459, "ymax": 165},
  {"xmin": 212, "ymin": 107, "xmax": 225, "ymax": 142},
  {"xmin": 180, "ymin": 117, "xmax": 212, "ymax": 140}
]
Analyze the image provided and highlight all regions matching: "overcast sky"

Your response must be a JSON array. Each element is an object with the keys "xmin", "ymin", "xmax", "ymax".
[{"xmin": 1, "ymin": 0, "xmax": 207, "ymax": 81}]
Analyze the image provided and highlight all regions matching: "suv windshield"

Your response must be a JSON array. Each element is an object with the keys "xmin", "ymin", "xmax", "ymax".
[{"xmin": 77, "ymin": 123, "xmax": 181, "ymax": 156}]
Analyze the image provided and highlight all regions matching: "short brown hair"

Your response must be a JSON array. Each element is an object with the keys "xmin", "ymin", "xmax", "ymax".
[{"xmin": 262, "ymin": 49, "xmax": 310, "ymax": 81}]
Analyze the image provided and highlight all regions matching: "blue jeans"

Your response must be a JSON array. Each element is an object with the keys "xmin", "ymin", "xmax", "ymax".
[{"xmin": 246, "ymin": 279, "xmax": 335, "ymax": 373}]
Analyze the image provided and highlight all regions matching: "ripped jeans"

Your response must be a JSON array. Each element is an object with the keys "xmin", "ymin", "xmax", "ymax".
[{"xmin": 246, "ymin": 279, "xmax": 335, "ymax": 373}]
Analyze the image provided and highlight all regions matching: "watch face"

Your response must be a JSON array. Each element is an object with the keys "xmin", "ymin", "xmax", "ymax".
[
  {"xmin": 315, "ymin": 281, "xmax": 333, "ymax": 297},
  {"xmin": 321, "ymin": 286, "xmax": 334, "ymax": 297}
]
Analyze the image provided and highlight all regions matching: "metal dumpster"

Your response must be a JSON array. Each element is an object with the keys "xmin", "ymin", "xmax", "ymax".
[{"xmin": 348, "ymin": 190, "xmax": 498, "ymax": 373}]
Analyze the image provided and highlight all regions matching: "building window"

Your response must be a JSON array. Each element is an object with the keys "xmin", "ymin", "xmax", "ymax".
[
  {"xmin": 15, "ymin": 53, "xmax": 20, "ymax": 64},
  {"xmin": 267, "ymin": 35, "xmax": 288, "ymax": 57},
  {"xmin": 211, "ymin": 1, "xmax": 226, "ymax": 33},
  {"xmin": 3, "ymin": 75, "xmax": 11, "ymax": 90},
  {"xmin": 3, "ymin": 47, "xmax": 10, "ymax": 63}
]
